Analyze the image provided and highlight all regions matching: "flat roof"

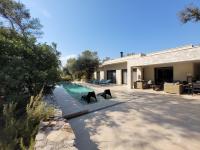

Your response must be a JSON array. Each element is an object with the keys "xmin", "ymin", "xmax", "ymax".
[{"xmin": 101, "ymin": 44, "xmax": 198, "ymax": 66}]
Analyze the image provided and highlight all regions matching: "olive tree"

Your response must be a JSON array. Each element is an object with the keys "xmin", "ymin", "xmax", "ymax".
[{"xmin": 179, "ymin": 5, "xmax": 200, "ymax": 23}]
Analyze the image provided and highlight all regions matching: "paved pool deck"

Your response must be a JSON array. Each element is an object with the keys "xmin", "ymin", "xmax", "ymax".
[
  {"xmin": 52, "ymin": 83, "xmax": 200, "ymax": 150},
  {"xmin": 53, "ymin": 83, "xmax": 200, "ymax": 118},
  {"xmin": 53, "ymin": 85, "xmax": 87, "ymax": 117},
  {"xmin": 52, "ymin": 85, "xmax": 127, "ymax": 118},
  {"xmin": 69, "ymin": 89, "xmax": 200, "ymax": 150}
]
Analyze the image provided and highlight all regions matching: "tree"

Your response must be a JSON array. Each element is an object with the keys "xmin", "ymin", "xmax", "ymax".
[
  {"xmin": 0, "ymin": 0, "xmax": 61, "ymax": 149},
  {"xmin": 0, "ymin": 0, "xmax": 42, "ymax": 37},
  {"xmin": 102, "ymin": 57, "xmax": 111, "ymax": 63},
  {"xmin": 179, "ymin": 5, "xmax": 200, "ymax": 23},
  {"xmin": 63, "ymin": 50, "xmax": 100, "ymax": 81},
  {"xmin": 0, "ymin": 28, "xmax": 61, "ymax": 100},
  {"xmin": 76, "ymin": 50, "xmax": 99, "ymax": 80},
  {"xmin": 65, "ymin": 58, "xmax": 77, "ymax": 75}
]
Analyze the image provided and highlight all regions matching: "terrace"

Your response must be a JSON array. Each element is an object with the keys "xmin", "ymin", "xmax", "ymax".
[{"xmin": 52, "ymin": 83, "xmax": 200, "ymax": 150}]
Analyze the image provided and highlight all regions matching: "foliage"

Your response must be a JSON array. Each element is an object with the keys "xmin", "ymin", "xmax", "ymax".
[
  {"xmin": 0, "ymin": 28, "xmax": 61, "ymax": 100},
  {"xmin": 0, "ymin": 93, "xmax": 55, "ymax": 150},
  {"xmin": 63, "ymin": 50, "xmax": 99, "ymax": 81},
  {"xmin": 0, "ymin": 0, "xmax": 60, "ymax": 149},
  {"xmin": 61, "ymin": 75, "xmax": 73, "ymax": 82},
  {"xmin": 179, "ymin": 5, "xmax": 200, "ymax": 23},
  {"xmin": 102, "ymin": 57, "xmax": 111, "ymax": 63},
  {"xmin": 0, "ymin": 0, "xmax": 42, "ymax": 37},
  {"xmin": 65, "ymin": 58, "xmax": 77, "ymax": 79},
  {"xmin": 26, "ymin": 90, "xmax": 55, "ymax": 121}
]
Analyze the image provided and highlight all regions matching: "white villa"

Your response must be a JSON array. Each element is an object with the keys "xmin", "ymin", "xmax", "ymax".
[{"xmin": 94, "ymin": 44, "xmax": 200, "ymax": 90}]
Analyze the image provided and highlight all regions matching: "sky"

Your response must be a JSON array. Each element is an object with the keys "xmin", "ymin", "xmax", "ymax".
[{"xmin": 20, "ymin": 0, "xmax": 200, "ymax": 66}]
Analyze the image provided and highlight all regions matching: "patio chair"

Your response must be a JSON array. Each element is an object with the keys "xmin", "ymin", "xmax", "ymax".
[
  {"xmin": 192, "ymin": 83, "xmax": 200, "ymax": 95},
  {"xmin": 81, "ymin": 91, "xmax": 97, "ymax": 103},
  {"xmin": 98, "ymin": 89, "xmax": 112, "ymax": 99},
  {"xmin": 147, "ymin": 80, "xmax": 153, "ymax": 88},
  {"xmin": 152, "ymin": 84, "xmax": 163, "ymax": 91}
]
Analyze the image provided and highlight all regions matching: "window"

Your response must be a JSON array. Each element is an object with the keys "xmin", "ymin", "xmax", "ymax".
[{"xmin": 107, "ymin": 70, "xmax": 116, "ymax": 83}]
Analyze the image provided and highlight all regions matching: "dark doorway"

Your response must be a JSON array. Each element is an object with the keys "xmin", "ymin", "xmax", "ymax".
[
  {"xmin": 122, "ymin": 69, "xmax": 127, "ymax": 84},
  {"xmin": 155, "ymin": 67, "xmax": 173, "ymax": 85},
  {"xmin": 107, "ymin": 70, "xmax": 116, "ymax": 83}
]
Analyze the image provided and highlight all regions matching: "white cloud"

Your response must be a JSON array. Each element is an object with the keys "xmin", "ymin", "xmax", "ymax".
[
  {"xmin": 41, "ymin": 9, "xmax": 52, "ymax": 19},
  {"xmin": 60, "ymin": 54, "xmax": 77, "ymax": 67}
]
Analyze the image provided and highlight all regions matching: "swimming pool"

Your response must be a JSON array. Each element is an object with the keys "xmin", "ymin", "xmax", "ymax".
[{"xmin": 62, "ymin": 83, "xmax": 93, "ymax": 103}]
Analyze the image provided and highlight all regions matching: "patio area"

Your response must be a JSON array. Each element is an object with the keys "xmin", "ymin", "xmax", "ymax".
[{"xmin": 69, "ymin": 85, "xmax": 200, "ymax": 150}]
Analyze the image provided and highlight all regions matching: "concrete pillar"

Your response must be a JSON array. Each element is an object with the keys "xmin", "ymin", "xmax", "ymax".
[
  {"xmin": 127, "ymin": 65, "xmax": 132, "ymax": 89},
  {"xmin": 136, "ymin": 67, "xmax": 143, "ymax": 80},
  {"xmin": 93, "ymin": 72, "xmax": 97, "ymax": 79},
  {"xmin": 116, "ymin": 69, "xmax": 122, "ymax": 84},
  {"xmin": 100, "ymin": 71, "xmax": 104, "ymax": 80}
]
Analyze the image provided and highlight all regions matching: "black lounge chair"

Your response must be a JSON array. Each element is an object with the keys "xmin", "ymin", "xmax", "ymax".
[
  {"xmin": 81, "ymin": 91, "xmax": 97, "ymax": 103},
  {"xmin": 99, "ymin": 89, "xmax": 112, "ymax": 99}
]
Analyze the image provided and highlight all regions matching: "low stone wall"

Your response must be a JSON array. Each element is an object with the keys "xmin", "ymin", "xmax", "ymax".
[{"xmin": 34, "ymin": 95, "xmax": 77, "ymax": 150}]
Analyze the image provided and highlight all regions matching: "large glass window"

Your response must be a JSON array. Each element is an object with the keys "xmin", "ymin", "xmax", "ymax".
[
  {"xmin": 155, "ymin": 67, "xmax": 173, "ymax": 85},
  {"xmin": 107, "ymin": 70, "xmax": 116, "ymax": 83}
]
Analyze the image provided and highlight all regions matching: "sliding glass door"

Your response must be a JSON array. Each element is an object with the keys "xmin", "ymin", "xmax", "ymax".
[
  {"xmin": 155, "ymin": 67, "xmax": 173, "ymax": 85},
  {"xmin": 107, "ymin": 70, "xmax": 116, "ymax": 83},
  {"xmin": 122, "ymin": 69, "xmax": 127, "ymax": 84}
]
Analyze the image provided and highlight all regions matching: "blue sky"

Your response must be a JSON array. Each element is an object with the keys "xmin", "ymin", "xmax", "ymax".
[{"xmin": 21, "ymin": 0, "xmax": 200, "ymax": 65}]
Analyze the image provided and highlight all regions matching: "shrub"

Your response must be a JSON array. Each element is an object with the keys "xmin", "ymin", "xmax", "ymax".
[
  {"xmin": 61, "ymin": 75, "xmax": 73, "ymax": 82},
  {"xmin": 0, "ymin": 91, "xmax": 55, "ymax": 150}
]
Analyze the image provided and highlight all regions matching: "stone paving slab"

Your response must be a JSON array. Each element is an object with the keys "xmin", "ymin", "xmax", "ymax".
[{"xmin": 35, "ymin": 118, "xmax": 77, "ymax": 150}]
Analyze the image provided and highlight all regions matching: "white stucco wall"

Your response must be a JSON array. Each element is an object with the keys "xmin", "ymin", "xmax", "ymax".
[
  {"xmin": 100, "ymin": 71, "xmax": 105, "ymax": 80},
  {"xmin": 98, "ymin": 63, "xmax": 127, "ymax": 84},
  {"xmin": 116, "ymin": 70, "xmax": 122, "ymax": 84},
  {"xmin": 93, "ymin": 72, "xmax": 97, "ymax": 79},
  {"xmin": 143, "ymin": 62, "xmax": 194, "ymax": 82},
  {"xmin": 96, "ymin": 45, "xmax": 200, "ymax": 89},
  {"xmin": 128, "ymin": 45, "xmax": 200, "ymax": 67}
]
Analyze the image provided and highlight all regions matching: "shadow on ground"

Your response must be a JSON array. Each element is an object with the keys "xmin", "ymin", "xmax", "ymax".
[{"xmin": 69, "ymin": 91, "xmax": 200, "ymax": 150}]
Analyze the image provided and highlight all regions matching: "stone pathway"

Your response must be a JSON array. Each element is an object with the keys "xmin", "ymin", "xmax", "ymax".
[
  {"xmin": 35, "ymin": 118, "xmax": 77, "ymax": 150},
  {"xmin": 35, "ymin": 94, "xmax": 78, "ymax": 150}
]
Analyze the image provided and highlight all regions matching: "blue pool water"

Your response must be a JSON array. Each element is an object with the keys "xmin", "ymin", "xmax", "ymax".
[{"xmin": 62, "ymin": 83, "xmax": 93, "ymax": 102}]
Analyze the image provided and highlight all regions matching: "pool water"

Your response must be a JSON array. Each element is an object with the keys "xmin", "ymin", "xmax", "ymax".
[{"xmin": 62, "ymin": 83, "xmax": 93, "ymax": 102}]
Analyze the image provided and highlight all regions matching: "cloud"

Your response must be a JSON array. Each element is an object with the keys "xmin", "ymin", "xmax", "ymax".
[
  {"xmin": 60, "ymin": 54, "xmax": 77, "ymax": 67},
  {"xmin": 41, "ymin": 9, "xmax": 52, "ymax": 19}
]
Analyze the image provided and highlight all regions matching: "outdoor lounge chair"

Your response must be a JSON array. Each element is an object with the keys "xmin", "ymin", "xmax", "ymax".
[
  {"xmin": 98, "ymin": 89, "xmax": 112, "ymax": 99},
  {"xmin": 92, "ymin": 79, "xmax": 100, "ymax": 84},
  {"xmin": 81, "ymin": 91, "xmax": 97, "ymax": 103},
  {"xmin": 99, "ymin": 79, "xmax": 111, "ymax": 85}
]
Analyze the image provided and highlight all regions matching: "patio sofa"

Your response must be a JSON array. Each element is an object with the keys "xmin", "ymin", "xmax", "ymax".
[{"xmin": 164, "ymin": 82, "xmax": 183, "ymax": 94}]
